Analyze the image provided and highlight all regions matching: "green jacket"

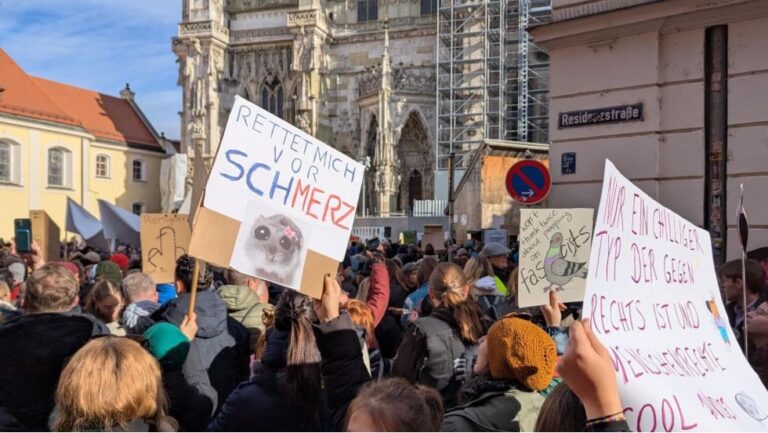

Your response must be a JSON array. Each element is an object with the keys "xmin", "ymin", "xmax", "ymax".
[{"xmin": 215, "ymin": 285, "xmax": 270, "ymax": 344}]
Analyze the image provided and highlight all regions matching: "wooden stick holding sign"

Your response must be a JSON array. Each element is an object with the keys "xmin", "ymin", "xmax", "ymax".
[{"xmin": 187, "ymin": 258, "xmax": 200, "ymax": 317}]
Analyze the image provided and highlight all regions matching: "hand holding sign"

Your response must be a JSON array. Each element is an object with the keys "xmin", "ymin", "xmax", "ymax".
[{"xmin": 557, "ymin": 319, "xmax": 623, "ymax": 420}]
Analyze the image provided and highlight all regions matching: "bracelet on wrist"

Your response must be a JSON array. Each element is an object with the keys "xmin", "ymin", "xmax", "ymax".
[{"xmin": 585, "ymin": 411, "xmax": 625, "ymax": 428}]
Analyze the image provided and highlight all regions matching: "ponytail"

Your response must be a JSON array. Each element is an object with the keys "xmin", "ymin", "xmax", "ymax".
[
  {"xmin": 274, "ymin": 290, "xmax": 322, "ymax": 429},
  {"xmin": 430, "ymin": 263, "xmax": 485, "ymax": 344}
]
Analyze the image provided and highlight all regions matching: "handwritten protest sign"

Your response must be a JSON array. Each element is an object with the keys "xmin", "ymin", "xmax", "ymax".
[
  {"xmin": 141, "ymin": 214, "xmax": 191, "ymax": 284},
  {"xmin": 484, "ymin": 229, "xmax": 508, "ymax": 245},
  {"xmin": 584, "ymin": 160, "xmax": 768, "ymax": 431},
  {"xmin": 517, "ymin": 208, "xmax": 593, "ymax": 307},
  {"xmin": 192, "ymin": 96, "xmax": 364, "ymax": 294},
  {"xmin": 423, "ymin": 225, "xmax": 445, "ymax": 251}
]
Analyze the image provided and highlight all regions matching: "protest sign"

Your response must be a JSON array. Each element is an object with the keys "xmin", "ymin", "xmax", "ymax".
[
  {"xmin": 484, "ymin": 229, "xmax": 508, "ymax": 246},
  {"xmin": 189, "ymin": 96, "xmax": 364, "ymax": 297},
  {"xmin": 141, "ymin": 214, "xmax": 191, "ymax": 284},
  {"xmin": 402, "ymin": 230, "xmax": 417, "ymax": 246},
  {"xmin": 30, "ymin": 210, "xmax": 61, "ymax": 262},
  {"xmin": 423, "ymin": 224, "xmax": 445, "ymax": 251},
  {"xmin": 584, "ymin": 160, "xmax": 768, "ymax": 431},
  {"xmin": 517, "ymin": 208, "xmax": 593, "ymax": 307}
]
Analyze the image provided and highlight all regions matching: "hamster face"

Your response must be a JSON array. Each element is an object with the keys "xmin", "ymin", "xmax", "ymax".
[{"xmin": 252, "ymin": 215, "xmax": 304, "ymax": 266}]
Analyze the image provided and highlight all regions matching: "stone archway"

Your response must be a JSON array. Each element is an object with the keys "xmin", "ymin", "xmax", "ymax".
[{"xmin": 396, "ymin": 111, "xmax": 433, "ymax": 212}]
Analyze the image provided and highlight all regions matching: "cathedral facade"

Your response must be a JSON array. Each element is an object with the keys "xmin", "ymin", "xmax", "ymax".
[{"xmin": 174, "ymin": 0, "xmax": 438, "ymax": 216}]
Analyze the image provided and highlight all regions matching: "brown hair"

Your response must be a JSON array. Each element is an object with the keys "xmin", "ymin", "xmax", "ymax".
[
  {"xmin": 506, "ymin": 266, "xmax": 520, "ymax": 306},
  {"xmin": 416, "ymin": 257, "xmax": 438, "ymax": 288},
  {"xmin": 385, "ymin": 259, "xmax": 408, "ymax": 290},
  {"xmin": 52, "ymin": 337, "xmax": 174, "ymax": 431},
  {"xmin": 24, "ymin": 264, "xmax": 79, "ymax": 314},
  {"xmin": 429, "ymin": 263, "xmax": 485, "ymax": 344},
  {"xmin": 463, "ymin": 256, "xmax": 493, "ymax": 284},
  {"xmin": 274, "ymin": 290, "xmax": 322, "ymax": 429},
  {"xmin": 346, "ymin": 377, "xmax": 443, "ymax": 431},
  {"xmin": 534, "ymin": 382, "xmax": 586, "ymax": 432},
  {"xmin": 85, "ymin": 279, "xmax": 126, "ymax": 324},
  {"xmin": 719, "ymin": 259, "xmax": 766, "ymax": 294}
]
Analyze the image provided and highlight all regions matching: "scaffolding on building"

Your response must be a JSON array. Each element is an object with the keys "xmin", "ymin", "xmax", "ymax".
[{"xmin": 436, "ymin": 0, "xmax": 551, "ymax": 171}]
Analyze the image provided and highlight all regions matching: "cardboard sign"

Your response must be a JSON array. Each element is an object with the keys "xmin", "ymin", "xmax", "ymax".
[
  {"xmin": 584, "ymin": 160, "xmax": 768, "ymax": 431},
  {"xmin": 141, "ymin": 214, "xmax": 191, "ymax": 284},
  {"xmin": 517, "ymin": 208, "xmax": 593, "ymax": 308},
  {"xmin": 190, "ymin": 96, "xmax": 364, "ymax": 297},
  {"xmin": 30, "ymin": 210, "xmax": 61, "ymax": 262},
  {"xmin": 422, "ymin": 224, "xmax": 445, "ymax": 251}
]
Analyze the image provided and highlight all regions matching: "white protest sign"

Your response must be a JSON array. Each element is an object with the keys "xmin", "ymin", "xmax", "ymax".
[
  {"xmin": 484, "ymin": 229, "xmax": 508, "ymax": 245},
  {"xmin": 518, "ymin": 208, "xmax": 593, "ymax": 308},
  {"xmin": 585, "ymin": 160, "xmax": 768, "ymax": 431},
  {"xmin": 204, "ymin": 96, "xmax": 364, "ymax": 289}
]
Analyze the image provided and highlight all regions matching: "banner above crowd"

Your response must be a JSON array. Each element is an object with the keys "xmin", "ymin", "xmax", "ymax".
[{"xmin": 584, "ymin": 160, "xmax": 768, "ymax": 431}]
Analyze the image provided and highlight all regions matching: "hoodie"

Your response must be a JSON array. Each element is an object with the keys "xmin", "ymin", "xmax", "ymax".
[
  {"xmin": 152, "ymin": 291, "xmax": 250, "ymax": 411},
  {"xmin": 215, "ymin": 285, "xmax": 271, "ymax": 353}
]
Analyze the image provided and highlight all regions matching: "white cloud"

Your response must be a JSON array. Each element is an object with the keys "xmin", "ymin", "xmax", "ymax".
[{"xmin": 0, "ymin": 0, "xmax": 182, "ymax": 138}]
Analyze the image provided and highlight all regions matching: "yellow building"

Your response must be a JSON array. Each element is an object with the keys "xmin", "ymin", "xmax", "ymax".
[{"xmin": 0, "ymin": 49, "xmax": 168, "ymax": 241}]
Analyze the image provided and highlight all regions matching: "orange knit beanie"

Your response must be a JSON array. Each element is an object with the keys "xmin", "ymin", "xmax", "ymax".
[{"xmin": 486, "ymin": 317, "xmax": 556, "ymax": 391}]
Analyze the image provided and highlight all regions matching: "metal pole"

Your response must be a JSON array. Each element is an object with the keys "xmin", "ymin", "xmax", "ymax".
[
  {"xmin": 448, "ymin": 152, "xmax": 455, "ymax": 261},
  {"xmin": 742, "ymin": 252, "xmax": 749, "ymax": 358}
]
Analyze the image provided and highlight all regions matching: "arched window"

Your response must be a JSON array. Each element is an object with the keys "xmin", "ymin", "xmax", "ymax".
[
  {"xmin": 260, "ymin": 77, "xmax": 284, "ymax": 118},
  {"xmin": 96, "ymin": 154, "xmax": 111, "ymax": 178},
  {"xmin": 132, "ymin": 159, "xmax": 147, "ymax": 182},
  {"xmin": 48, "ymin": 147, "xmax": 71, "ymax": 188}
]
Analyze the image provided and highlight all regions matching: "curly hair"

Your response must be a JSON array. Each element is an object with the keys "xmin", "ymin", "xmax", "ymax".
[{"xmin": 174, "ymin": 255, "xmax": 213, "ymax": 293}]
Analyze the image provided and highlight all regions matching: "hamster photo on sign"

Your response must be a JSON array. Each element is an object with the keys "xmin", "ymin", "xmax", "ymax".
[{"xmin": 230, "ymin": 200, "xmax": 312, "ymax": 289}]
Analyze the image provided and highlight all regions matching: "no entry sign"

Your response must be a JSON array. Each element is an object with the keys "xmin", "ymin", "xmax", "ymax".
[{"xmin": 505, "ymin": 160, "xmax": 551, "ymax": 205}]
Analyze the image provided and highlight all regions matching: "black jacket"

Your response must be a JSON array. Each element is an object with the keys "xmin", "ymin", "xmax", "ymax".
[
  {"xmin": 162, "ymin": 344, "xmax": 217, "ymax": 431},
  {"xmin": 208, "ymin": 328, "xmax": 331, "ymax": 431},
  {"xmin": 392, "ymin": 308, "xmax": 477, "ymax": 409},
  {"xmin": 0, "ymin": 312, "xmax": 107, "ymax": 431},
  {"xmin": 153, "ymin": 292, "xmax": 250, "ymax": 412},
  {"xmin": 725, "ymin": 289, "xmax": 768, "ymax": 349}
]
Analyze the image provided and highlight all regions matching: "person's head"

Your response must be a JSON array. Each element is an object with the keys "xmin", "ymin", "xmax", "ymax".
[
  {"xmin": 122, "ymin": 272, "xmax": 157, "ymax": 304},
  {"xmin": 24, "ymin": 264, "xmax": 79, "ymax": 314},
  {"xmin": 95, "ymin": 261, "xmax": 123, "ymax": 285},
  {"xmin": 748, "ymin": 247, "xmax": 768, "ymax": 277},
  {"xmin": 424, "ymin": 244, "xmax": 435, "ymax": 256},
  {"xmin": 0, "ymin": 280, "xmax": 10, "ymax": 303},
  {"xmin": 429, "ymin": 263, "xmax": 484, "ymax": 344},
  {"xmin": 274, "ymin": 290, "xmax": 322, "ymax": 428},
  {"xmin": 506, "ymin": 266, "xmax": 519, "ymax": 305},
  {"xmin": 144, "ymin": 322, "xmax": 191, "ymax": 370},
  {"xmin": 109, "ymin": 253, "xmax": 130, "ymax": 273},
  {"xmin": 174, "ymin": 255, "xmax": 213, "ymax": 294},
  {"xmin": 345, "ymin": 299, "xmax": 376, "ymax": 347},
  {"xmin": 85, "ymin": 279, "xmax": 126, "ymax": 324},
  {"xmin": 463, "ymin": 256, "xmax": 493, "ymax": 284},
  {"xmin": 719, "ymin": 259, "xmax": 766, "ymax": 304},
  {"xmin": 225, "ymin": 269, "xmax": 268, "ymax": 303},
  {"xmin": 485, "ymin": 316, "xmax": 556, "ymax": 390},
  {"xmin": 346, "ymin": 377, "xmax": 443, "ymax": 432},
  {"xmin": 3, "ymin": 255, "xmax": 27, "ymax": 288},
  {"xmin": 534, "ymin": 382, "xmax": 586, "ymax": 432},
  {"xmin": 481, "ymin": 242, "xmax": 511, "ymax": 270},
  {"xmin": 401, "ymin": 262, "xmax": 419, "ymax": 289},
  {"xmin": 416, "ymin": 256, "xmax": 438, "ymax": 288},
  {"xmin": 384, "ymin": 258, "xmax": 407, "ymax": 290},
  {"xmin": 52, "ymin": 336, "xmax": 172, "ymax": 431}
]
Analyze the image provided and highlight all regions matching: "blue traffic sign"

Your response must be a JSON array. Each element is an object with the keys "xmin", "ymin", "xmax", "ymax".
[{"xmin": 505, "ymin": 160, "xmax": 551, "ymax": 205}]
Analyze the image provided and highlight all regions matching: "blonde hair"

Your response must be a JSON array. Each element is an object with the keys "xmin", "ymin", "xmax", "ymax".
[
  {"xmin": 463, "ymin": 256, "xmax": 493, "ymax": 285},
  {"xmin": 429, "ymin": 263, "xmax": 485, "ymax": 344},
  {"xmin": 24, "ymin": 264, "xmax": 78, "ymax": 313},
  {"xmin": 506, "ymin": 266, "xmax": 519, "ymax": 306},
  {"xmin": 52, "ymin": 337, "xmax": 174, "ymax": 431},
  {"xmin": 0, "ymin": 280, "xmax": 9, "ymax": 300}
]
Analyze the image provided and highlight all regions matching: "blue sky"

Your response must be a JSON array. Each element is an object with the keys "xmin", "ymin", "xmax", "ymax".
[{"xmin": 0, "ymin": 0, "xmax": 181, "ymax": 139}]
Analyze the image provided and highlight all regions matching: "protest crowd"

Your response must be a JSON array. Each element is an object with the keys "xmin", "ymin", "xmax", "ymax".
[{"xmin": 1, "ymin": 235, "xmax": 767, "ymax": 432}]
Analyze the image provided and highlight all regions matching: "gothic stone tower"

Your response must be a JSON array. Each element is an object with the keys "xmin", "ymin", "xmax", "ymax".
[{"xmin": 175, "ymin": 0, "xmax": 437, "ymax": 216}]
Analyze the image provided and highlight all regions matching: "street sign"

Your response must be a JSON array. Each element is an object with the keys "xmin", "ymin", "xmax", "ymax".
[
  {"xmin": 561, "ymin": 152, "xmax": 576, "ymax": 175},
  {"xmin": 505, "ymin": 159, "xmax": 551, "ymax": 205}
]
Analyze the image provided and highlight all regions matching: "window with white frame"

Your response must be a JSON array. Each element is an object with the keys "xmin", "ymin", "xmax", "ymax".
[
  {"xmin": 0, "ymin": 142, "xmax": 10, "ymax": 183},
  {"xmin": 48, "ymin": 147, "xmax": 71, "ymax": 188},
  {"xmin": 132, "ymin": 202, "xmax": 145, "ymax": 215},
  {"xmin": 132, "ymin": 159, "xmax": 146, "ymax": 182},
  {"xmin": 95, "ymin": 154, "xmax": 111, "ymax": 178}
]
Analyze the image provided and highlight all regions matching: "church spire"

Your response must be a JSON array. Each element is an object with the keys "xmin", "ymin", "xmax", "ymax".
[{"xmin": 374, "ymin": 14, "xmax": 397, "ymax": 216}]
